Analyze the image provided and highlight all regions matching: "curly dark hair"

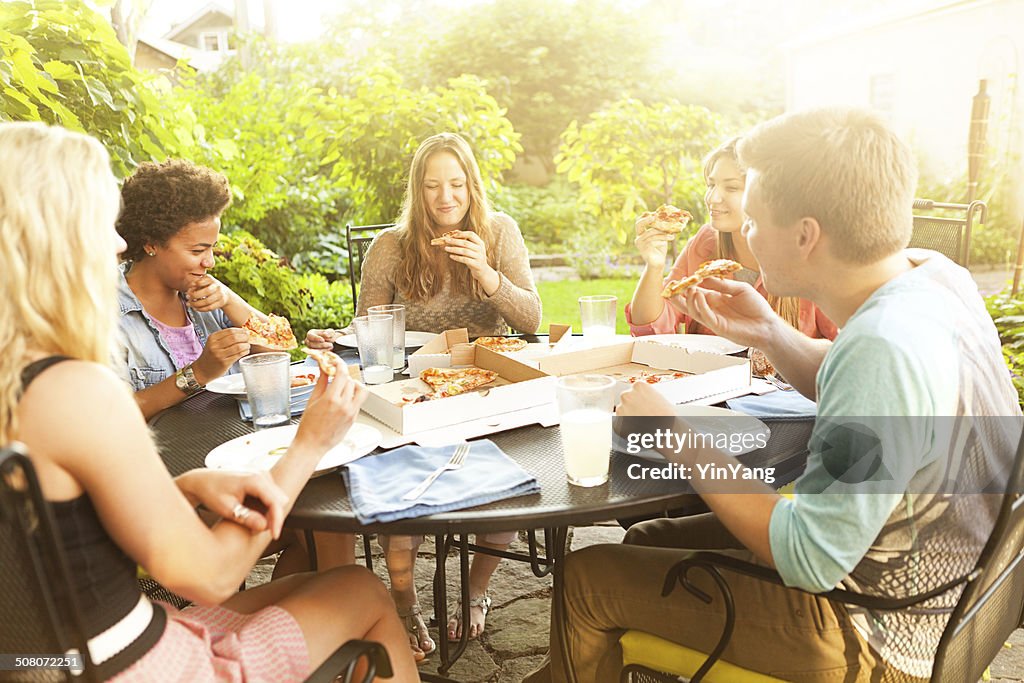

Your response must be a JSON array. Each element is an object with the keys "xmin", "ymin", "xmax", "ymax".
[{"xmin": 116, "ymin": 159, "xmax": 232, "ymax": 262}]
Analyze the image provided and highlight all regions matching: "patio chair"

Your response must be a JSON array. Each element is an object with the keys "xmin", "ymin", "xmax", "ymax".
[
  {"xmin": 619, "ymin": 420, "xmax": 1024, "ymax": 682},
  {"xmin": 0, "ymin": 442, "xmax": 393, "ymax": 683},
  {"xmin": 346, "ymin": 222, "xmax": 396, "ymax": 308},
  {"xmin": 908, "ymin": 197, "xmax": 987, "ymax": 267}
]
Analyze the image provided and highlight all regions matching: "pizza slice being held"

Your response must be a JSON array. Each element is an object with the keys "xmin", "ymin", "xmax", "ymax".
[
  {"xmin": 430, "ymin": 230, "xmax": 460, "ymax": 246},
  {"xmin": 302, "ymin": 346, "xmax": 339, "ymax": 378},
  {"xmin": 660, "ymin": 259, "xmax": 742, "ymax": 298},
  {"xmin": 474, "ymin": 336, "xmax": 529, "ymax": 353},
  {"xmin": 419, "ymin": 367, "xmax": 498, "ymax": 397},
  {"xmin": 244, "ymin": 314, "xmax": 298, "ymax": 350},
  {"xmin": 636, "ymin": 204, "xmax": 693, "ymax": 239}
]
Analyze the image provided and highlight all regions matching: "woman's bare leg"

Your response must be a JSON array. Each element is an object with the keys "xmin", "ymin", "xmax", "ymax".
[
  {"xmin": 447, "ymin": 539, "xmax": 505, "ymax": 640},
  {"xmin": 384, "ymin": 543, "xmax": 434, "ymax": 660}
]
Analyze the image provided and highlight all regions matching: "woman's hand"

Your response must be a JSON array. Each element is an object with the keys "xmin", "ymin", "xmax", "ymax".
[
  {"xmin": 634, "ymin": 222, "xmax": 672, "ymax": 269},
  {"xmin": 191, "ymin": 328, "xmax": 251, "ymax": 385},
  {"xmin": 444, "ymin": 231, "xmax": 500, "ymax": 294},
  {"xmin": 304, "ymin": 328, "xmax": 341, "ymax": 351},
  {"xmin": 186, "ymin": 275, "xmax": 234, "ymax": 312},
  {"xmin": 667, "ymin": 277, "xmax": 780, "ymax": 349},
  {"xmin": 293, "ymin": 360, "xmax": 367, "ymax": 456},
  {"xmin": 175, "ymin": 469, "xmax": 289, "ymax": 539}
]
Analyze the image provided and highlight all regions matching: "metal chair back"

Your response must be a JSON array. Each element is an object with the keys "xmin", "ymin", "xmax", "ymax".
[
  {"xmin": 346, "ymin": 223, "xmax": 396, "ymax": 309},
  {"xmin": 0, "ymin": 443, "xmax": 97, "ymax": 682},
  {"xmin": 931, "ymin": 422, "xmax": 1024, "ymax": 680},
  {"xmin": 909, "ymin": 197, "xmax": 986, "ymax": 267}
]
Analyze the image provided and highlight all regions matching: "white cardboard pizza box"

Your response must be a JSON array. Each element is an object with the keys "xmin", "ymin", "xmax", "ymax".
[
  {"xmin": 362, "ymin": 344, "xmax": 557, "ymax": 435},
  {"xmin": 406, "ymin": 325, "xmax": 574, "ymax": 377},
  {"xmin": 537, "ymin": 339, "xmax": 752, "ymax": 405}
]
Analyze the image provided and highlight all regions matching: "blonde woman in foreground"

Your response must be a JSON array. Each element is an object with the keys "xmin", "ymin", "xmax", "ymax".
[{"xmin": 0, "ymin": 121, "xmax": 418, "ymax": 682}]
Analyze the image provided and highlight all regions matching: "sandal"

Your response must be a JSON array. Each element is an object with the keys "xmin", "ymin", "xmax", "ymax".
[
  {"xmin": 447, "ymin": 594, "xmax": 492, "ymax": 641},
  {"xmin": 396, "ymin": 602, "xmax": 435, "ymax": 661}
]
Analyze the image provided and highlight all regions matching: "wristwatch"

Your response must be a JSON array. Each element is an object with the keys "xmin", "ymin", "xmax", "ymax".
[{"xmin": 174, "ymin": 364, "xmax": 205, "ymax": 396}]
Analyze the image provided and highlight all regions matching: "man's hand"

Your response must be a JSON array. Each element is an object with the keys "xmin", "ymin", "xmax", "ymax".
[
  {"xmin": 175, "ymin": 469, "xmax": 289, "ymax": 539},
  {"xmin": 304, "ymin": 328, "xmax": 340, "ymax": 351},
  {"xmin": 667, "ymin": 277, "xmax": 781, "ymax": 349},
  {"xmin": 191, "ymin": 328, "xmax": 250, "ymax": 385},
  {"xmin": 186, "ymin": 275, "xmax": 233, "ymax": 312},
  {"xmin": 617, "ymin": 381, "xmax": 676, "ymax": 417}
]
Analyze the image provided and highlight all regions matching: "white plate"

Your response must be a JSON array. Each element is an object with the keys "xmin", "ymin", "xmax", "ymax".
[
  {"xmin": 205, "ymin": 366, "xmax": 320, "ymax": 399},
  {"xmin": 637, "ymin": 334, "xmax": 747, "ymax": 355},
  {"xmin": 204, "ymin": 423, "xmax": 382, "ymax": 475},
  {"xmin": 617, "ymin": 405, "xmax": 770, "ymax": 462},
  {"xmin": 336, "ymin": 330, "xmax": 438, "ymax": 349}
]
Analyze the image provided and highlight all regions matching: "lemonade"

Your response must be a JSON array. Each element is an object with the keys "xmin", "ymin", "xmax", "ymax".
[{"xmin": 560, "ymin": 408, "xmax": 612, "ymax": 486}]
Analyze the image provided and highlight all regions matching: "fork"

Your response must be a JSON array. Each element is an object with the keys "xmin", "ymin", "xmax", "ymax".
[
  {"xmin": 763, "ymin": 374, "xmax": 794, "ymax": 392},
  {"xmin": 402, "ymin": 443, "xmax": 470, "ymax": 501}
]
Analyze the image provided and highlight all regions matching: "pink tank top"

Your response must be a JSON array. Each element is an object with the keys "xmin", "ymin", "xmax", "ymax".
[{"xmin": 148, "ymin": 313, "xmax": 203, "ymax": 369}]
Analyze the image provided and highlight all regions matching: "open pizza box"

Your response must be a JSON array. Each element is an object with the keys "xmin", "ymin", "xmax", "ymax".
[
  {"xmin": 361, "ymin": 344, "xmax": 558, "ymax": 435},
  {"xmin": 536, "ymin": 339, "xmax": 755, "ymax": 406},
  {"xmin": 406, "ymin": 324, "xmax": 574, "ymax": 377}
]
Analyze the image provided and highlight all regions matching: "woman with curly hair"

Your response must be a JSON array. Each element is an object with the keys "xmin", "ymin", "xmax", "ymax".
[{"xmin": 114, "ymin": 159, "xmax": 266, "ymax": 421}]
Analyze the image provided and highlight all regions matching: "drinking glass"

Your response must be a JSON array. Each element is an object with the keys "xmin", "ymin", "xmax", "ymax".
[
  {"xmin": 353, "ymin": 314, "xmax": 394, "ymax": 384},
  {"xmin": 579, "ymin": 295, "xmax": 617, "ymax": 340},
  {"xmin": 368, "ymin": 304, "xmax": 406, "ymax": 370},
  {"xmin": 556, "ymin": 374, "xmax": 617, "ymax": 487},
  {"xmin": 239, "ymin": 352, "xmax": 291, "ymax": 430}
]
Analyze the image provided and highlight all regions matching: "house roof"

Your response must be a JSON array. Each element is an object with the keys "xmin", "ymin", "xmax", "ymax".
[
  {"xmin": 163, "ymin": 1, "xmax": 235, "ymax": 41},
  {"xmin": 136, "ymin": 36, "xmax": 229, "ymax": 71}
]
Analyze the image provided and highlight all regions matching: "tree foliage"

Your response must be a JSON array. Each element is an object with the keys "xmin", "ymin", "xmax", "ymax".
[
  {"xmin": 307, "ymin": 67, "xmax": 522, "ymax": 225},
  {"xmin": 556, "ymin": 98, "xmax": 725, "ymax": 242},
  {"xmin": 0, "ymin": 0, "xmax": 179, "ymax": 177},
  {"xmin": 421, "ymin": 0, "xmax": 652, "ymax": 165}
]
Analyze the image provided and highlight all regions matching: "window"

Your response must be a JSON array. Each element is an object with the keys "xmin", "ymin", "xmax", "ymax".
[{"xmin": 199, "ymin": 31, "xmax": 227, "ymax": 52}]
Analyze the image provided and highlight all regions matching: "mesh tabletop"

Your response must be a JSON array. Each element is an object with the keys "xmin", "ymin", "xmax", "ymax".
[{"xmin": 151, "ymin": 389, "xmax": 811, "ymax": 536}]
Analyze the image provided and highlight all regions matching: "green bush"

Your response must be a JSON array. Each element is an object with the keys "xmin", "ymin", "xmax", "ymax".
[
  {"xmin": 984, "ymin": 289, "xmax": 1024, "ymax": 407},
  {"xmin": 211, "ymin": 230, "xmax": 353, "ymax": 348},
  {"xmin": 501, "ymin": 179, "xmax": 586, "ymax": 251}
]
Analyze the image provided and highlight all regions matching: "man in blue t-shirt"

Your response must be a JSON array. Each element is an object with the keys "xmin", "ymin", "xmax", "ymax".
[{"xmin": 526, "ymin": 108, "xmax": 1021, "ymax": 683}]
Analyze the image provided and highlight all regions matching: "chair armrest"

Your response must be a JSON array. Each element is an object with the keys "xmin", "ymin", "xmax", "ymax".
[
  {"xmin": 304, "ymin": 639, "xmax": 393, "ymax": 683},
  {"xmin": 668, "ymin": 551, "xmax": 977, "ymax": 611}
]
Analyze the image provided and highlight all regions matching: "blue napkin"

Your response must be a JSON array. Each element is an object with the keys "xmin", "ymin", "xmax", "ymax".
[
  {"xmin": 727, "ymin": 389, "xmax": 817, "ymax": 419},
  {"xmin": 342, "ymin": 440, "xmax": 540, "ymax": 524}
]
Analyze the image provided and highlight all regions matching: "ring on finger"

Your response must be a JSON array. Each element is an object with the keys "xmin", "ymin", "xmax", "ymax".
[{"xmin": 232, "ymin": 503, "xmax": 251, "ymax": 521}]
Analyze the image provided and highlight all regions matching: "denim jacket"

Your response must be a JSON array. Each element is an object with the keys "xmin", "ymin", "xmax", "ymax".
[{"xmin": 115, "ymin": 264, "xmax": 234, "ymax": 391}]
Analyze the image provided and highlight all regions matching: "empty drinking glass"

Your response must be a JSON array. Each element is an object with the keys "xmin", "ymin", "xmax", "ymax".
[
  {"xmin": 579, "ymin": 295, "xmax": 617, "ymax": 340},
  {"xmin": 239, "ymin": 352, "xmax": 291, "ymax": 430},
  {"xmin": 353, "ymin": 314, "xmax": 394, "ymax": 384},
  {"xmin": 368, "ymin": 304, "xmax": 406, "ymax": 370}
]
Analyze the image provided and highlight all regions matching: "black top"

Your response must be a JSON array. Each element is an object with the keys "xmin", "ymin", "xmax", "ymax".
[{"xmin": 21, "ymin": 356, "xmax": 165, "ymax": 678}]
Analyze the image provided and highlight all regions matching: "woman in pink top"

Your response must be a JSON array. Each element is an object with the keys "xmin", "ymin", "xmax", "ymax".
[{"xmin": 625, "ymin": 137, "xmax": 837, "ymax": 341}]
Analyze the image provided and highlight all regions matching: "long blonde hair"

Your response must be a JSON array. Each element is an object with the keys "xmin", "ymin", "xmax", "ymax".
[
  {"xmin": 394, "ymin": 133, "xmax": 495, "ymax": 301},
  {"xmin": 703, "ymin": 137, "xmax": 803, "ymax": 330},
  {"xmin": 0, "ymin": 123, "xmax": 121, "ymax": 441}
]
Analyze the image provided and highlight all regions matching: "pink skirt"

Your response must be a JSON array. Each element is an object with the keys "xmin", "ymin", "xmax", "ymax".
[{"xmin": 110, "ymin": 601, "xmax": 310, "ymax": 683}]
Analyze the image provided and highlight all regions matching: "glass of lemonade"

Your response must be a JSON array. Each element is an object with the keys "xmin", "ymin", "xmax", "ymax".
[
  {"xmin": 578, "ymin": 295, "xmax": 617, "ymax": 340},
  {"xmin": 556, "ymin": 374, "xmax": 617, "ymax": 487}
]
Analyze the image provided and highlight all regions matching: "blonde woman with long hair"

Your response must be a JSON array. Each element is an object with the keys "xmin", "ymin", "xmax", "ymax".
[
  {"xmin": 306, "ymin": 132, "xmax": 540, "ymax": 659},
  {"xmin": 0, "ymin": 122, "xmax": 418, "ymax": 682},
  {"xmin": 627, "ymin": 137, "xmax": 837, "ymax": 343}
]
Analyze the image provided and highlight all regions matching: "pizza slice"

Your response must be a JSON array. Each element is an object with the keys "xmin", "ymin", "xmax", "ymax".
[
  {"xmin": 419, "ymin": 367, "xmax": 498, "ymax": 397},
  {"xmin": 474, "ymin": 336, "xmax": 529, "ymax": 353},
  {"xmin": 660, "ymin": 259, "xmax": 742, "ymax": 298},
  {"xmin": 302, "ymin": 346, "xmax": 339, "ymax": 378},
  {"xmin": 243, "ymin": 314, "xmax": 298, "ymax": 350},
  {"xmin": 430, "ymin": 230, "xmax": 460, "ymax": 246},
  {"xmin": 636, "ymin": 204, "xmax": 693, "ymax": 239}
]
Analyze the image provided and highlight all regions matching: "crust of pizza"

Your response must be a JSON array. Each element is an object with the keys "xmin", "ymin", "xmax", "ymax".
[
  {"xmin": 473, "ymin": 336, "xmax": 529, "ymax": 353},
  {"xmin": 302, "ymin": 346, "xmax": 338, "ymax": 377},
  {"xmin": 244, "ymin": 314, "xmax": 298, "ymax": 350},
  {"xmin": 419, "ymin": 367, "xmax": 498, "ymax": 396},
  {"xmin": 660, "ymin": 259, "xmax": 742, "ymax": 298},
  {"xmin": 636, "ymin": 205, "xmax": 693, "ymax": 237},
  {"xmin": 430, "ymin": 230, "xmax": 460, "ymax": 246}
]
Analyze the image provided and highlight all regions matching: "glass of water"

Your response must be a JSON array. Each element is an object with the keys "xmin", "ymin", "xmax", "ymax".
[
  {"xmin": 239, "ymin": 352, "xmax": 291, "ymax": 430},
  {"xmin": 353, "ymin": 314, "xmax": 394, "ymax": 384},
  {"xmin": 579, "ymin": 295, "xmax": 617, "ymax": 340},
  {"xmin": 368, "ymin": 304, "xmax": 406, "ymax": 370}
]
